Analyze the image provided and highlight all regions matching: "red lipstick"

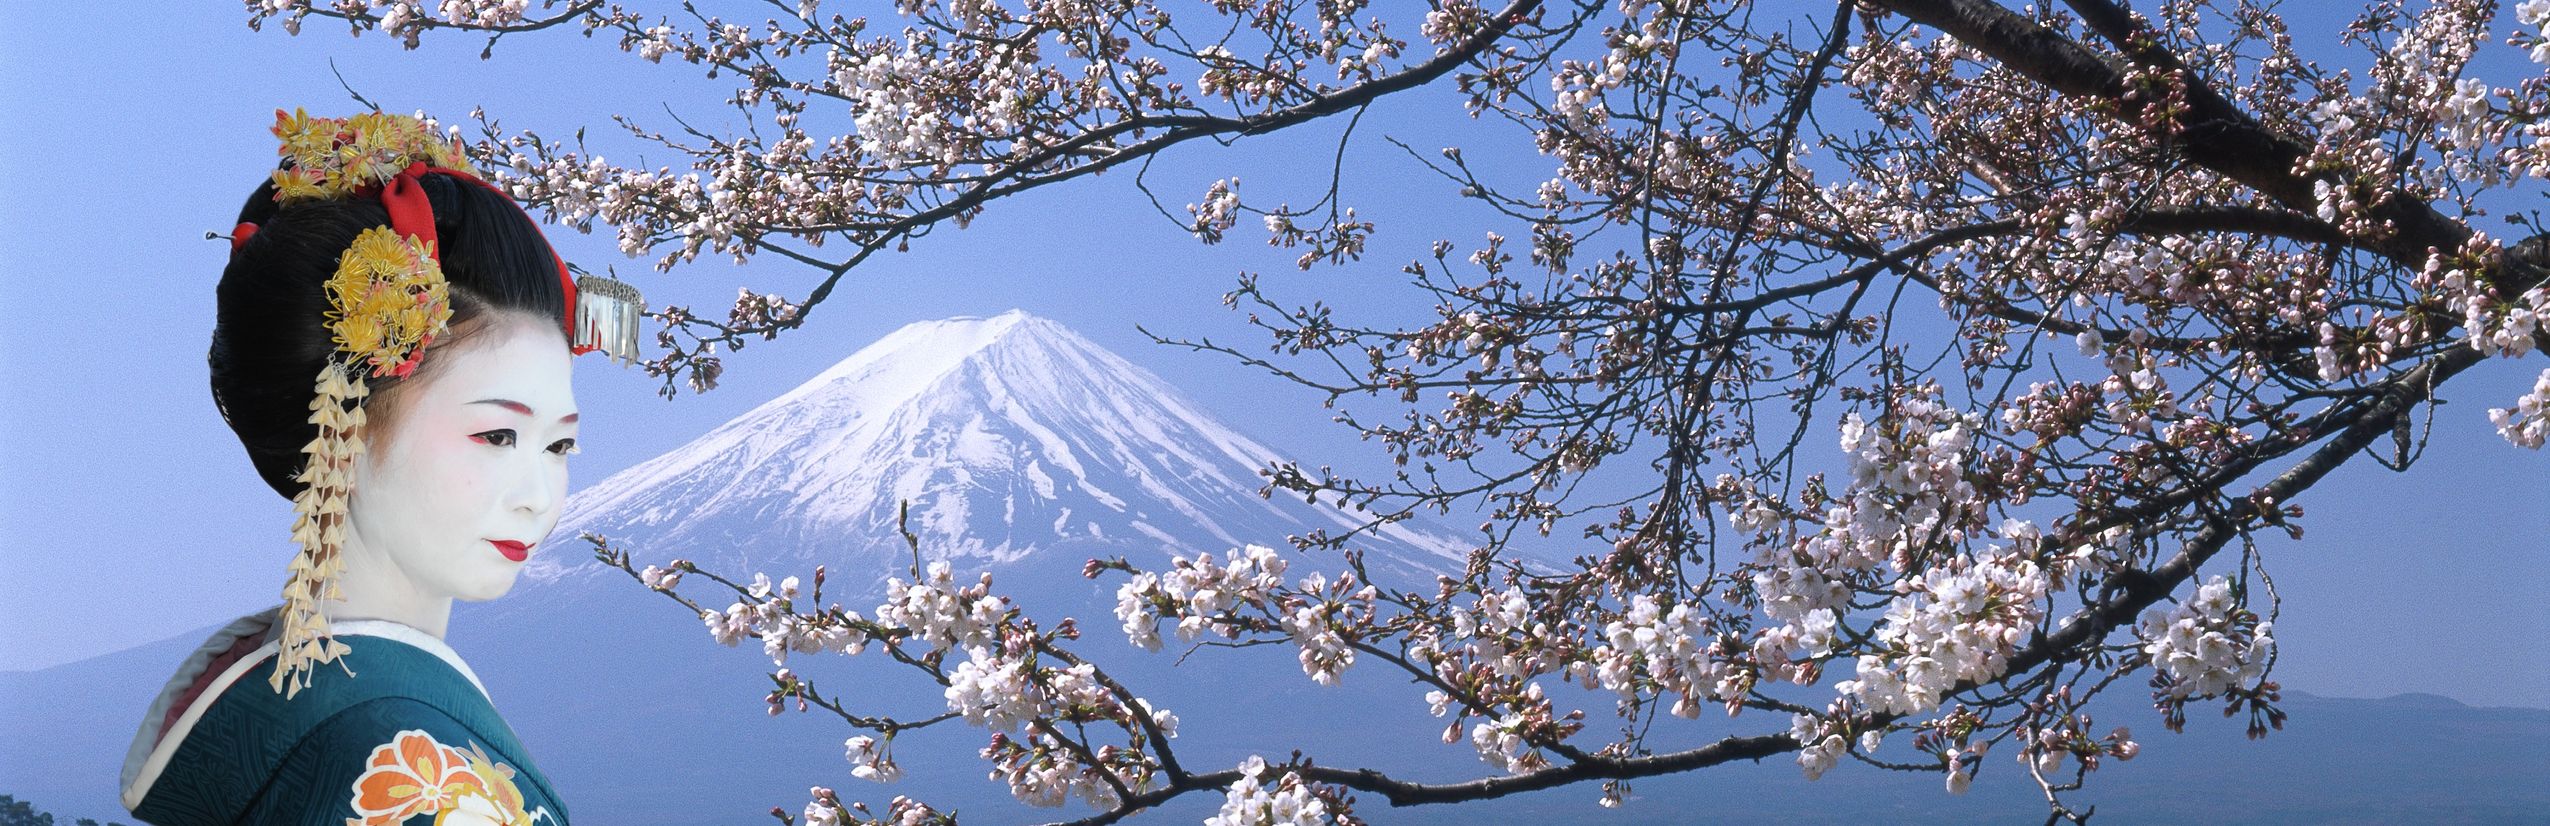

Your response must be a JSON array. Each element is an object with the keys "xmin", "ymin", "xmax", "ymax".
[{"xmin": 490, "ymin": 540, "xmax": 531, "ymax": 562}]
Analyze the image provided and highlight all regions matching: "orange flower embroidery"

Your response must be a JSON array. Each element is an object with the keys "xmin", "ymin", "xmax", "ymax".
[{"xmin": 345, "ymin": 729, "xmax": 545, "ymax": 826}]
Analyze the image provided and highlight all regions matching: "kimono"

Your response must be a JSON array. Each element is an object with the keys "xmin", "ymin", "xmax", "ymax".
[{"xmin": 119, "ymin": 607, "xmax": 569, "ymax": 825}]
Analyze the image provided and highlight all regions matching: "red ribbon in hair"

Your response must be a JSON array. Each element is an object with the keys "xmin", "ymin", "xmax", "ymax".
[{"xmin": 375, "ymin": 162, "xmax": 587, "ymax": 351}]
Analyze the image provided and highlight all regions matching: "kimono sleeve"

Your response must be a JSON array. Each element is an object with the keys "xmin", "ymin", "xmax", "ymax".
[{"xmin": 239, "ymin": 696, "xmax": 560, "ymax": 826}]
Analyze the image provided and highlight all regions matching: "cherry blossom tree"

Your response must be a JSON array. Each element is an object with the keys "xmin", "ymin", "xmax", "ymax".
[{"xmin": 254, "ymin": 0, "xmax": 2549, "ymax": 822}]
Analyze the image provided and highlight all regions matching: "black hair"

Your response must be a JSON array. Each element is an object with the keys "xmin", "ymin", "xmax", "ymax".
[{"xmin": 211, "ymin": 169, "xmax": 569, "ymax": 500}]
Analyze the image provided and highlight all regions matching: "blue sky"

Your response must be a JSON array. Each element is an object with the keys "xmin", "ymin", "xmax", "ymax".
[{"xmin": 1, "ymin": 2, "xmax": 2543, "ymax": 711}]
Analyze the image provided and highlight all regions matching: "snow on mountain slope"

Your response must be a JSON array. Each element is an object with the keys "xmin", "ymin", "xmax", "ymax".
[{"xmin": 522, "ymin": 309, "xmax": 1471, "ymax": 593}]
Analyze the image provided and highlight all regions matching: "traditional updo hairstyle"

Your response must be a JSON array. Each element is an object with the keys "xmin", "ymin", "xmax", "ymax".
[{"xmin": 210, "ymin": 168, "xmax": 570, "ymax": 500}]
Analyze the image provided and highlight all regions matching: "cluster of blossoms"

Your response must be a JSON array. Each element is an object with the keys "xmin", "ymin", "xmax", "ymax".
[
  {"xmin": 1840, "ymin": 547, "xmax": 2050, "ymax": 716},
  {"xmin": 2491, "ymin": 368, "xmax": 2550, "ymax": 448},
  {"xmin": 1835, "ymin": 394, "xmax": 1987, "ymax": 559},
  {"xmin": 1416, "ymin": 0, "xmax": 1487, "ymax": 50},
  {"xmin": 877, "ymin": 562, "xmax": 1008, "ymax": 650},
  {"xmin": 1188, "ymin": 178, "xmax": 1243, "ymax": 244},
  {"xmin": 1398, "ymin": 586, "xmax": 1594, "ymax": 775},
  {"xmin": 1280, "ymin": 571, "xmax": 1376, "ymax": 687},
  {"xmin": 681, "ymin": 556, "xmax": 1179, "ymax": 810},
  {"xmin": 1461, "ymin": 684, "xmax": 1572, "ymax": 775},
  {"xmin": 1113, "ymin": 546, "xmax": 1380, "ymax": 687},
  {"xmin": 702, "ymin": 572, "xmax": 870, "ymax": 666},
  {"xmin": 433, "ymin": 0, "xmax": 527, "ymax": 27},
  {"xmin": 2464, "ymin": 284, "xmax": 2548, "ymax": 359},
  {"xmin": 491, "ymin": 140, "xmax": 737, "ymax": 268},
  {"xmin": 940, "ymin": 652, "xmax": 1041, "ymax": 729},
  {"xmin": 1436, "ymin": 588, "xmax": 1543, "ymax": 682},
  {"xmin": 637, "ymin": 562, "xmax": 684, "ymax": 591},
  {"xmin": 1581, "ymin": 594, "xmax": 1740, "ymax": 719},
  {"xmin": 799, "ymin": 787, "xmax": 951, "ymax": 826},
  {"xmin": 1754, "ymin": 389, "xmax": 1990, "ymax": 629},
  {"xmin": 838, "ymin": 36, "xmax": 960, "ymax": 166},
  {"xmin": 841, "ymin": 735, "xmax": 901, "ymax": 783},
  {"xmin": 2098, "ymin": 363, "xmax": 2180, "ymax": 437},
  {"xmin": 347, "ymin": 0, "xmax": 533, "ymax": 44},
  {"xmin": 1194, "ymin": 45, "xmax": 1287, "ymax": 105},
  {"xmin": 2425, "ymin": 233, "xmax": 2549, "ymax": 365},
  {"xmin": 2295, "ymin": 0, "xmax": 2497, "ymax": 225},
  {"xmin": 1428, "ymin": 586, "xmax": 1581, "ymax": 775},
  {"xmin": 2137, "ymin": 576, "xmax": 2275, "ymax": 700},
  {"xmin": 1789, "ymin": 714, "xmax": 1849, "ymax": 781},
  {"xmin": 2505, "ymin": 2, "xmax": 2550, "ymax": 181},
  {"xmin": 1113, "ymin": 545, "xmax": 1290, "ymax": 651},
  {"xmin": 2523, "ymin": 1, "xmax": 2550, "ymax": 63},
  {"xmin": 2000, "ymin": 380, "xmax": 2101, "ymax": 443},
  {"xmin": 1205, "ymin": 756, "xmax": 1330, "ymax": 826},
  {"xmin": 2012, "ymin": 709, "xmax": 2140, "ymax": 783},
  {"xmin": 979, "ymin": 728, "xmax": 1148, "ymax": 809},
  {"xmin": 945, "ymin": 654, "xmax": 1107, "ymax": 730},
  {"xmin": 2401, "ymin": 236, "xmax": 2550, "ymax": 450},
  {"xmin": 2375, "ymin": 0, "xmax": 2504, "ymax": 180}
]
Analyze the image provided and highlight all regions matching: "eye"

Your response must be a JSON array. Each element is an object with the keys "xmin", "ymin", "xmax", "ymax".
[
  {"xmin": 548, "ymin": 438, "xmax": 579, "ymax": 456},
  {"xmin": 470, "ymin": 429, "xmax": 518, "ymax": 448}
]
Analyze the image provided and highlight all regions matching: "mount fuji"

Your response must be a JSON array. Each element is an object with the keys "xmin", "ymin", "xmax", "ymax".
[{"xmin": 522, "ymin": 309, "xmax": 1471, "ymax": 594}]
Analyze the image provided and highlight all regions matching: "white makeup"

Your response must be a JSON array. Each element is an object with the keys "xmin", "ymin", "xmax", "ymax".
[{"xmin": 328, "ymin": 312, "xmax": 578, "ymax": 639}]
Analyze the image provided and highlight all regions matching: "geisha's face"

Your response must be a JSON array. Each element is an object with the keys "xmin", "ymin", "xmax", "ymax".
[{"xmin": 345, "ymin": 313, "xmax": 577, "ymax": 604}]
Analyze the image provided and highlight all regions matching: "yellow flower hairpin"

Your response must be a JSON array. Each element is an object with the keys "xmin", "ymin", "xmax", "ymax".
[
  {"xmin": 326, "ymin": 227, "xmax": 451, "ymax": 378},
  {"xmin": 269, "ymin": 107, "xmax": 476, "ymax": 205}
]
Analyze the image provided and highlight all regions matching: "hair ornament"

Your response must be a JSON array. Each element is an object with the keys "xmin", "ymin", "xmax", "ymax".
[
  {"xmin": 268, "ymin": 107, "xmax": 476, "ymax": 204},
  {"xmin": 274, "ymin": 356, "xmax": 364, "ymax": 698},
  {"xmin": 571, "ymin": 273, "xmax": 646, "ymax": 366},
  {"xmin": 327, "ymin": 227, "xmax": 453, "ymax": 379}
]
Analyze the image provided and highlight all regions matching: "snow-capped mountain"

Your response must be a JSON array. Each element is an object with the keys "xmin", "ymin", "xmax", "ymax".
[{"xmin": 524, "ymin": 309, "xmax": 1470, "ymax": 593}]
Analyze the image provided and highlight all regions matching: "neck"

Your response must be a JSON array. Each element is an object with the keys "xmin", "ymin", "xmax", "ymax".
[{"xmin": 324, "ymin": 536, "xmax": 453, "ymax": 640}]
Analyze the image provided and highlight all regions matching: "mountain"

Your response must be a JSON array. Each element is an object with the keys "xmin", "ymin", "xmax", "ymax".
[{"xmin": 521, "ymin": 309, "xmax": 1470, "ymax": 594}]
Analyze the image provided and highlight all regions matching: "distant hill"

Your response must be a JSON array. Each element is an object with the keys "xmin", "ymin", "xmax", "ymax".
[{"xmin": 11, "ymin": 313, "xmax": 2545, "ymax": 824}]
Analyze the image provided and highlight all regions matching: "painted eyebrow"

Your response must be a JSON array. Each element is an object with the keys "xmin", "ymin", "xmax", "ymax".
[{"xmin": 470, "ymin": 399, "xmax": 580, "ymax": 423}]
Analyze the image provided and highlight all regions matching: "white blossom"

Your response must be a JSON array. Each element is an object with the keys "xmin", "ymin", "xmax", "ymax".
[
  {"xmin": 844, "ymin": 735, "xmax": 903, "ymax": 783},
  {"xmin": 2490, "ymin": 368, "xmax": 2550, "ymax": 448},
  {"xmin": 1205, "ymin": 756, "xmax": 1329, "ymax": 826},
  {"xmin": 2137, "ymin": 576, "xmax": 2275, "ymax": 699},
  {"xmin": 638, "ymin": 564, "xmax": 683, "ymax": 591}
]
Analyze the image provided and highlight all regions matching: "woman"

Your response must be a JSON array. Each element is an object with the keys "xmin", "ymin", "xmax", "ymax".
[{"xmin": 117, "ymin": 109, "xmax": 640, "ymax": 825}]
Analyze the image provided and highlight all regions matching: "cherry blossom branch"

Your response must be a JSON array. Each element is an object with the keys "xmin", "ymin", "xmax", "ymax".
[{"xmin": 265, "ymin": 1, "xmax": 2550, "ymax": 821}]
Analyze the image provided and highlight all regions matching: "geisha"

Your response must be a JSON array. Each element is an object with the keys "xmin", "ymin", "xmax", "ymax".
[{"xmin": 117, "ymin": 109, "xmax": 641, "ymax": 825}]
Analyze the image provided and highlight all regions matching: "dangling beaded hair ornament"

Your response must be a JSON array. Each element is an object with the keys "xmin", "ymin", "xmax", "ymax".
[{"xmin": 238, "ymin": 108, "xmax": 646, "ymax": 698}]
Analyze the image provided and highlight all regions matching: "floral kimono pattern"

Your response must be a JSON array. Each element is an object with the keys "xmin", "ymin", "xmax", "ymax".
[{"xmin": 349, "ymin": 730, "xmax": 558, "ymax": 825}]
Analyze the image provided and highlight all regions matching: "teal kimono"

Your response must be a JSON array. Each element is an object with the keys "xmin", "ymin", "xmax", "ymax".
[{"xmin": 120, "ymin": 609, "xmax": 569, "ymax": 825}]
